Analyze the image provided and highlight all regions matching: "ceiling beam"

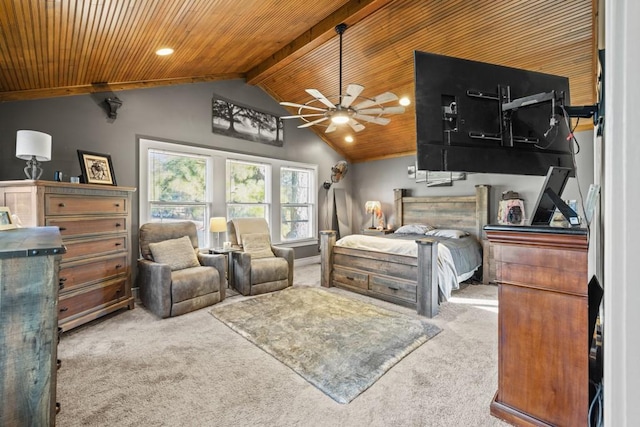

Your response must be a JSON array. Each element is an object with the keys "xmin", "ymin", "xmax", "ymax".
[
  {"xmin": 245, "ymin": 0, "xmax": 394, "ymax": 86},
  {"xmin": 0, "ymin": 73, "xmax": 245, "ymax": 102}
]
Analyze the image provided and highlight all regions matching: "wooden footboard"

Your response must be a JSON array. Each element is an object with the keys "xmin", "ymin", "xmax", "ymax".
[{"xmin": 320, "ymin": 230, "xmax": 439, "ymax": 317}]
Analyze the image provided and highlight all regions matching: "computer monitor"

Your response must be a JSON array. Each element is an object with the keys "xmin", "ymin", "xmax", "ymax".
[{"xmin": 529, "ymin": 166, "xmax": 580, "ymax": 226}]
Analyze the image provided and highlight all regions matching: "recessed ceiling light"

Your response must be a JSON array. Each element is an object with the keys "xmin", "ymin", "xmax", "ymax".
[
  {"xmin": 399, "ymin": 97, "xmax": 411, "ymax": 106},
  {"xmin": 345, "ymin": 135, "xmax": 354, "ymax": 143},
  {"xmin": 155, "ymin": 48, "xmax": 174, "ymax": 56}
]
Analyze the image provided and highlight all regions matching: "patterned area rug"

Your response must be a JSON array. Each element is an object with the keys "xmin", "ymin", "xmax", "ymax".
[{"xmin": 210, "ymin": 287, "xmax": 441, "ymax": 403}]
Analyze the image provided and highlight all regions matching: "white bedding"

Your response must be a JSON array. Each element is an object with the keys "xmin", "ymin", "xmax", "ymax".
[{"xmin": 335, "ymin": 234, "xmax": 475, "ymax": 300}]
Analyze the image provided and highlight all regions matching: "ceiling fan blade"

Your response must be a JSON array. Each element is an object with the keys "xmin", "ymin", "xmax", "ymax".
[
  {"xmin": 305, "ymin": 89, "xmax": 336, "ymax": 109},
  {"xmin": 348, "ymin": 118, "xmax": 366, "ymax": 132},
  {"xmin": 354, "ymin": 92, "xmax": 399, "ymax": 110},
  {"xmin": 281, "ymin": 113, "xmax": 325, "ymax": 119},
  {"xmin": 353, "ymin": 114, "xmax": 391, "ymax": 125},
  {"xmin": 298, "ymin": 116, "xmax": 329, "ymax": 128},
  {"xmin": 280, "ymin": 102, "xmax": 326, "ymax": 112},
  {"xmin": 325, "ymin": 122, "xmax": 338, "ymax": 133},
  {"xmin": 358, "ymin": 106, "xmax": 406, "ymax": 115},
  {"xmin": 341, "ymin": 84, "xmax": 364, "ymax": 108}
]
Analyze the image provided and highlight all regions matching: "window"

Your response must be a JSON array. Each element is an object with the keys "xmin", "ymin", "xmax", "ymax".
[
  {"xmin": 146, "ymin": 149, "xmax": 211, "ymax": 245},
  {"xmin": 140, "ymin": 138, "xmax": 317, "ymax": 247},
  {"xmin": 226, "ymin": 159, "xmax": 270, "ymax": 220},
  {"xmin": 281, "ymin": 167, "xmax": 314, "ymax": 241}
]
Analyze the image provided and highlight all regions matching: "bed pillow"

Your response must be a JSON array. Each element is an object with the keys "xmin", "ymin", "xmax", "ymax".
[
  {"xmin": 242, "ymin": 233, "xmax": 275, "ymax": 259},
  {"xmin": 149, "ymin": 235, "xmax": 200, "ymax": 271},
  {"xmin": 394, "ymin": 224, "xmax": 434, "ymax": 234},
  {"xmin": 425, "ymin": 229, "xmax": 469, "ymax": 238}
]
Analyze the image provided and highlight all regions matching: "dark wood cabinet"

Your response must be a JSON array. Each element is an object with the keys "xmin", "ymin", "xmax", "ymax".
[
  {"xmin": 486, "ymin": 225, "xmax": 589, "ymax": 427},
  {"xmin": 0, "ymin": 227, "xmax": 65, "ymax": 426}
]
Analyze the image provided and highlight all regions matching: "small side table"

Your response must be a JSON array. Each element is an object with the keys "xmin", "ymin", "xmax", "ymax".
[
  {"xmin": 209, "ymin": 248, "xmax": 240, "ymax": 289},
  {"xmin": 361, "ymin": 228, "xmax": 395, "ymax": 236}
]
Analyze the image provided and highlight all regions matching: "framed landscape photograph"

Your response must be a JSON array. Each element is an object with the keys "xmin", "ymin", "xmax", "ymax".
[
  {"xmin": 77, "ymin": 150, "xmax": 117, "ymax": 185},
  {"xmin": 0, "ymin": 207, "xmax": 17, "ymax": 230},
  {"xmin": 212, "ymin": 96, "xmax": 283, "ymax": 147}
]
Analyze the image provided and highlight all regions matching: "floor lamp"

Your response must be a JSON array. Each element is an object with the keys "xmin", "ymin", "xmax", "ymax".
[{"xmin": 209, "ymin": 217, "xmax": 227, "ymax": 249}]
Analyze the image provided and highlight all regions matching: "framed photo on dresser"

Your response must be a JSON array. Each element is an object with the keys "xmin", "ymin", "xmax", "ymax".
[{"xmin": 77, "ymin": 150, "xmax": 117, "ymax": 185}]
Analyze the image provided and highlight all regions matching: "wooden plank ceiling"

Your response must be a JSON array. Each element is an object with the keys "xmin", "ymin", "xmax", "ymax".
[{"xmin": 0, "ymin": 0, "xmax": 596, "ymax": 163}]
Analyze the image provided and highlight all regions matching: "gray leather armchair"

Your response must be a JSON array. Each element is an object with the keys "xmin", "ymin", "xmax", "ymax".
[
  {"xmin": 138, "ymin": 221, "xmax": 225, "ymax": 318},
  {"xmin": 227, "ymin": 218, "xmax": 294, "ymax": 296}
]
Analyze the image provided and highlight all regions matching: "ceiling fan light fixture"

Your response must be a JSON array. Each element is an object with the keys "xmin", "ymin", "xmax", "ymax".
[
  {"xmin": 399, "ymin": 97, "xmax": 411, "ymax": 106},
  {"xmin": 331, "ymin": 111, "xmax": 350, "ymax": 124},
  {"xmin": 345, "ymin": 135, "xmax": 354, "ymax": 143}
]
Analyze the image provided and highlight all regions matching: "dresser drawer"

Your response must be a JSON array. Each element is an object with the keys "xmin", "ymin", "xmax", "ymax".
[
  {"xmin": 62, "ymin": 235, "xmax": 127, "ymax": 260},
  {"xmin": 369, "ymin": 275, "xmax": 416, "ymax": 303},
  {"xmin": 47, "ymin": 216, "xmax": 127, "ymax": 237},
  {"xmin": 59, "ymin": 254, "xmax": 128, "ymax": 292},
  {"xmin": 58, "ymin": 278, "xmax": 127, "ymax": 322},
  {"xmin": 333, "ymin": 266, "xmax": 368, "ymax": 291},
  {"xmin": 45, "ymin": 194, "xmax": 128, "ymax": 216}
]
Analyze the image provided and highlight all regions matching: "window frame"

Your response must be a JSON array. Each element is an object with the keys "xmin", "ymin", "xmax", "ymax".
[
  {"xmin": 139, "ymin": 138, "xmax": 318, "ymax": 247},
  {"xmin": 280, "ymin": 165, "xmax": 315, "ymax": 242}
]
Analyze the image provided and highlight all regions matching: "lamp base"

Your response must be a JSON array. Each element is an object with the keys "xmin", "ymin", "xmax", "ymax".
[{"xmin": 24, "ymin": 156, "xmax": 43, "ymax": 180}]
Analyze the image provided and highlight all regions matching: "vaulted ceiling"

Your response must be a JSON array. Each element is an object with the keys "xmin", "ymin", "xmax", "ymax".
[{"xmin": 0, "ymin": 0, "xmax": 597, "ymax": 163}]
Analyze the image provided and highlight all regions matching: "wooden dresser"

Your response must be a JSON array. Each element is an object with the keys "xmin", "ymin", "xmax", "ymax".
[
  {"xmin": 0, "ymin": 227, "xmax": 65, "ymax": 426},
  {"xmin": 0, "ymin": 180, "xmax": 136, "ymax": 332},
  {"xmin": 486, "ymin": 225, "xmax": 589, "ymax": 427}
]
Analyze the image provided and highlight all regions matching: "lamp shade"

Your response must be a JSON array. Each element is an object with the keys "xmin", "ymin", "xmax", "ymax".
[
  {"xmin": 15, "ymin": 130, "xmax": 52, "ymax": 161},
  {"xmin": 365, "ymin": 201, "xmax": 381, "ymax": 214},
  {"xmin": 209, "ymin": 217, "xmax": 227, "ymax": 232}
]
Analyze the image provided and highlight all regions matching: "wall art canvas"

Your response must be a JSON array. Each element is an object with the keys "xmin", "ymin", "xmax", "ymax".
[{"xmin": 212, "ymin": 97, "xmax": 283, "ymax": 146}]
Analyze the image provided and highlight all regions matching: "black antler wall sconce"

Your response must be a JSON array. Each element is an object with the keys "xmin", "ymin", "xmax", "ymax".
[{"xmin": 105, "ymin": 97, "xmax": 123, "ymax": 119}]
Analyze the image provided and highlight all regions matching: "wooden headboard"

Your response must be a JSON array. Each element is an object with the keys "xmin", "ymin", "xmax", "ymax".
[{"xmin": 393, "ymin": 185, "xmax": 491, "ymax": 241}]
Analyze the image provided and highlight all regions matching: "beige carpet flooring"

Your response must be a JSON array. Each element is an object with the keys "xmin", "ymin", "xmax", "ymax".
[{"xmin": 56, "ymin": 261, "xmax": 508, "ymax": 426}]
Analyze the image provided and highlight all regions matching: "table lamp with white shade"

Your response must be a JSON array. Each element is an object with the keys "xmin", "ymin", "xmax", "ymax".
[
  {"xmin": 15, "ymin": 130, "xmax": 52, "ymax": 179},
  {"xmin": 209, "ymin": 217, "xmax": 227, "ymax": 249}
]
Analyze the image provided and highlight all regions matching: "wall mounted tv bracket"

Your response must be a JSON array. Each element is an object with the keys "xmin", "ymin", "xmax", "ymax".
[{"xmin": 499, "ymin": 88, "xmax": 599, "ymax": 147}]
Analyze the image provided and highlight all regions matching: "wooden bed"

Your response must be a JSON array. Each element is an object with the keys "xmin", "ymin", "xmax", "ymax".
[{"xmin": 320, "ymin": 185, "xmax": 490, "ymax": 318}]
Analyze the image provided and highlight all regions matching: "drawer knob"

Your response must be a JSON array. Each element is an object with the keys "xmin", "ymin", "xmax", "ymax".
[
  {"xmin": 58, "ymin": 227, "xmax": 67, "ymax": 231},
  {"xmin": 115, "ymin": 264, "xmax": 123, "ymax": 269},
  {"xmin": 58, "ymin": 202, "xmax": 65, "ymax": 207},
  {"xmin": 346, "ymin": 276, "xmax": 355, "ymax": 281},
  {"xmin": 57, "ymin": 359, "xmax": 62, "ymax": 370},
  {"xmin": 115, "ymin": 242, "xmax": 122, "ymax": 246},
  {"xmin": 115, "ymin": 222, "xmax": 122, "ymax": 227},
  {"xmin": 115, "ymin": 203, "xmax": 120, "ymax": 207},
  {"xmin": 59, "ymin": 282, "xmax": 65, "ymax": 290},
  {"xmin": 60, "ymin": 307, "xmax": 69, "ymax": 312},
  {"xmin": 59, "ymin": 277, "xmax": 67, "ymax": 282},
  {"xmin": 387, "ymin": 285, "xmax": 400, "ymax": 291}
]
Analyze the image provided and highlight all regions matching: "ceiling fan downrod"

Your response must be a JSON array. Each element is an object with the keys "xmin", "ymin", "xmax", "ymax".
[{"xmin": 336, "ymin": 23, "xmax": 347, "ymax": 105}]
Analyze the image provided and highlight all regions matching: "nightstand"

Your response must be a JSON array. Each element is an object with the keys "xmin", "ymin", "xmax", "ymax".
[
  {"xmin": 361, "ymin": 228, "xmax": 395, "ymax": 236},
  {"xmin": 209, "ymin": 248, "xmax": 240, "ymax": 288}
]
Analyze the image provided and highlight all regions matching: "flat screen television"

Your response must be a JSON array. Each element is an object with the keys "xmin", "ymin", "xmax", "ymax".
[{"xmin": 414, "ymin": 51, "xmax": 575, "ymax": 176}]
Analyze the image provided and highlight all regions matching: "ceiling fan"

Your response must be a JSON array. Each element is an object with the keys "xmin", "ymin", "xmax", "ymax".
[{"xmin": 280, "ymin": 23, "xmax": 405, "ymax": 133}]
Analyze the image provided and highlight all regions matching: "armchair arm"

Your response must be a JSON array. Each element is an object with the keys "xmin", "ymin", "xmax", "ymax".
[
  {"xmin": 198, "ymin": 252, "xmax": 226, "ymax": 300},
  {"xmin": 197, "ymin": 253, "xmax": 225, "ymax": 282},
  {"xmin": 272, "ymin": 246, "xmax": 294, "ymax": 286},
  {"xmin": 137, "ymin": 259, "xmax": 172, "ymax": 318}
]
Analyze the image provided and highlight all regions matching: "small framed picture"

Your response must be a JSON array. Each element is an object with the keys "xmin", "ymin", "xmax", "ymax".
[
  {"xmin": 0, "ymin": 207, "xmax": 17, "ymax": 231},
  {"xmin": 77, "ymin": 150, "xmax": 117, "ymax": 185}
]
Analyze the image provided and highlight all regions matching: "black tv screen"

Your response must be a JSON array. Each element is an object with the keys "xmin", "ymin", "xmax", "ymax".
[{"xmin": 414, "ymin": 51, "xmax": 575, "ymax": 176}]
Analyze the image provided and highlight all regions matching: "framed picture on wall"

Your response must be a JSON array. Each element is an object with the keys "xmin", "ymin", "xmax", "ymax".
[
  {"xmin": 77, "ymin": 150, "xmax": 117, "ymax": 185},
  {"xmin": 212, "ymin": 95, "xmax": 284, "ymax": 147}
]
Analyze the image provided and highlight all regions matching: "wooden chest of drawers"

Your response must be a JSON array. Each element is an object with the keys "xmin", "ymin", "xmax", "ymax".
[{"xmin": 0, "ymin": 180, "xmax": 136, "ymax": 332}]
